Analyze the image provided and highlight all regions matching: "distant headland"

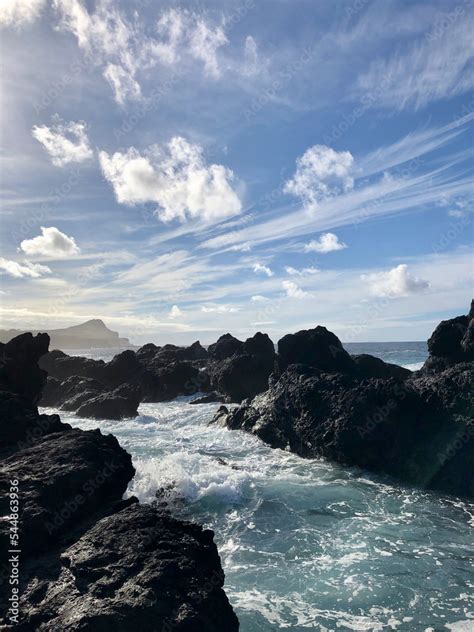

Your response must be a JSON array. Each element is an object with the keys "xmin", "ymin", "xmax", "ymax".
[{"xmin": 0, "ymin": 319, "xmax": 131, "ymax": 350}]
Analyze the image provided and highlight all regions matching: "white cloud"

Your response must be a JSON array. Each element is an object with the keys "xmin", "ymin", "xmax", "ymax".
[
  {"xmin": 53, "ymin": 2, "xmax": 231, "ymax": 103},
  {"xmin": 251, "ymin": 295, "xmax": 269, "ymax": 302},
  {"xmin": 304, "ymin": 233, "xmax": 348, "ymax": 254},
  {"xmin": 19, "ymin": 227, "xmax": 80, "ymax": 258},
  {"xmin": 242, "ymin": 35, "xmax": 259, "ymax": 76},
  {"xmin": 253, "ymin": 263, "xmax": 273, "ymax": 277},
  {"xmin": 103, "ymin": 63, "xmax": 142, "ymax": 105},
  {"xmin": 169, "ymin": 305, "xmax": 183, "ymax": 318},
  {"xmin": 0, "ymin": 258, "xmax": 51, "ymax": 279},
  {"xmin": 32, "ymin": 117, "xmax": 93, "ymax": 167},
  {"xmin": 189, "ymin": 16, "xmax": 227, "ymax": 78},
  {"xmin": 282, "ymin": 280, "xmax": 309, "ymax": 299},
  {"xmin": 0, "ymin": 0, "xmax": 45, "ymax": 28},
  {"xmin": 201, "ymin": 304, "xmax": 239, "ymax": 313},
  {"xmin": 284, "ymin": 145, "xmax": 354, "ymax": 210},
  {"xmin": 355, "ymin": 15, "xmax": 474, "ymax": 110},
  {"xmin": 285, "ymin": 266, "xmax": 319, "ymax": 276},
  {"xmin": 363, "ymin": 264, "xmax": 429, "ymax": 298},
  {"xmin": 99, "ymin": 137, "xmax": 241, "ymax": 223}
]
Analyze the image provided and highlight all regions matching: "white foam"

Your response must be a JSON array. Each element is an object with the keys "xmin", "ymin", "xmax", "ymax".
[{"xmin": 126, "ymin": 451, "xmax": 250, "ymax": 505}]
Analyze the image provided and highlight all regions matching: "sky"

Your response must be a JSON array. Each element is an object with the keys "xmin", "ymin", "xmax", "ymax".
[{"xmin": 0, "ymin": 0, "xmax": 473, "ymax": 345}]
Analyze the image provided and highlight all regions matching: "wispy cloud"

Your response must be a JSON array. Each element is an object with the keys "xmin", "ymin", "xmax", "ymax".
[
  {"xmin": 354, "ymin": 11, "xmax": 474, "ymax": 110},
  {"xmin": 32, "ymin": 116, "xmax": 93, "ymax": 167},
  {"xmin": 0, "ymin": 258, "xmax": 51, "ymax": 279},
  {"xmin": 0, "ymin": 0, "xmax": 45, "ymax": 28}
]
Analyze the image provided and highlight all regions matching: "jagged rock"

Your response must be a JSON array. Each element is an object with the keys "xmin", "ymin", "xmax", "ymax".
[
  {"xmin": 208, "ymin": 334, "xmax": 244, "ymax": 361},
  {"xmin": 190, "ymin": 391, "xmax": 230, "ymax": 404},
  {"xmin": 75, "ymin": 384, "xmax": 141, "ymax": 419},
  {"xmin": 0, "ymin": 427, "xmax": 135, "ymax": 555},
  {"xmin": 145, "ymin": 362, "xmax": 207, "ymax": 402},
  {"xmin": 136, "ymin": 342, "xmax": 160, "ymax": 360},
  {"xmin": 0, "ymin": 333, "xmax": 49, "ymax": 404},
  {"xmin": 40, "ymin": 375, "xmax": 106, "ymax": 408},
  {"xmin": 423, "ymin": 300, "xmax": 474, "ymax": 371},
  {"xmin": 39, "ymin": 349, "xmax": 106, "ymax": 382},
  {"xmin": 207, "ymin": 332, "xmax": 275, "ymax": 402},
  {"xmin": 210, "ymin": 354, "xmax": 273, "ymax": 403},
  {"xmin": 0, "ymin": 391, "xmax": 65, "ymax": 457},
  {"xmin": 278, "ymin": 326, "xmax": 354, "ymax": 373},
  {"xmin": 101, "ymin": 349, "xmax": 143, "ymax": 388},
  {"xmin": 15, "ymin": 504, "xmax": 239, "ymax": 632},
  {"xmin": 213, "ymin": 362, "xmax": 473, "ymax": 498},
  {"xmin": 352, "ymin": 354, "xmax": 411, "ymax": 380}
]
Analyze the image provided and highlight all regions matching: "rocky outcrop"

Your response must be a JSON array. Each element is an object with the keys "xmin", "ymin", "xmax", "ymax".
[
  {"xmin": 0, "ymin": 333, "xmax": 49, "ymax": 404},
  {"xmin": 423, "ymin": 299, "xmax": 474, "ymax": 372},
  {"xmin": 75, "ymin": 384, "xmax": 141, "ymax": 419},
  {"xmin": 213, "ymin": 303, "xmax": 474, "ymax": 499},
  {"xmin": 208, "ymin": 333, "xmax": 276, "ymax": 403},
  {"xmin": 15, "ymin": 504, "xmax": 238, "ymax": 632},
  {"xmin": 278, "ymin": 326, "xmax": 354, "ymax": 373},
  {"xmin": 0, "ymin": 333, "xmax": 239, "ymax": 630},
  {"xmin": 208, "ymin": 333, "xmax": 244, "ymax": 361}
]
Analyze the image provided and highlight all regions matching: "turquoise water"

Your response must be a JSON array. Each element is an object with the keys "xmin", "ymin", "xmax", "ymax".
[{"xmin": 44, "ymin": 342, "xmax": 474, "ymax": 631}]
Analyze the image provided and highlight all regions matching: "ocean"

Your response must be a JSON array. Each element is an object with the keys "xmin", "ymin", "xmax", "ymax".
[{"xmin": 43, "ymin": 342, "xmax": 474, "ymax": 631}]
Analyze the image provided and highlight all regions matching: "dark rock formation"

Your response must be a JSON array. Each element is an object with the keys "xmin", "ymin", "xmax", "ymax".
[
  {"xmin": 41, "ymin": 375, "xmax": 106, "ymax": 408},
  {"xmin": 0, "ymin": 334, "xmax": 239, "ymax": 630},
  {"xmin": 208, "ymin": 332, "xmax": 276, "ymax": 402},
  {"xmin": 352, "ymin": 354, "xmax": 410, "ymax": 381},
  {"xmin": 0, "ymin": 333, "xmax": 49, "ymax": 404},
  {"xmin": 39, "ymin": 349, "xmax": 106, "ymax": 382},
  {"xmin": 214, "ymin": 304, "xmax": 474, "ymax": 499},
  {"xmin": 15, "ymin": 504, "xmax": 239, "ymax": 632},
  {"xmin": 423, "ymin": 300, "xmax": 474, "ymax": 372},
  {"xmin": 76, "ymin": 384, "xmax": 141, "ymax": 419},
  {"xmin": 190, "ymin": 391, "xmax": 230, "ymax": 404},
  {"xmin": 278, "ymin": 325, "xmax": 354, "ymax": 373},
  {"xmin": 0, "ymin": 427, "xmax": 135, "ymax": 555},
  {"xmin": 208, "ymin": 333, "xmax": 244, "ymax": 361}
]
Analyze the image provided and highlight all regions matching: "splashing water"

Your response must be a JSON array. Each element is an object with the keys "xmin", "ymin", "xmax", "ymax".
[{"xmin": 49, "ymin": 395, "xmax": 474, "ymax": 632}]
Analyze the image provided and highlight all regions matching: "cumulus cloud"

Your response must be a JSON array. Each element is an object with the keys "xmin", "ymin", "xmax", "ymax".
[
  {"xmin": 363, "ymin": 264, "xmax": 429, "ymax": 298},
  {"xmin": 103, "ymin": 63, "xmax": 142, "ymax": 105},
  {"xmin": 253, "ymin": 263, "xmax": 273, "ymax": 277},
  {"xmin": 0, "ymin": 258, "xmax": 51, "ymax": 279},
  {"xmin": 32, "ymin": 117, "xmax": 93, "ymax": 167},
  {"xmin": 99, "ymin": 137, "xmax": 241, "ymax": 223},
  {"xmin": 304, "ymin": 232, "xmax": 348, "ymax": 254},
  {"xmin": 201, "ymin": 304, "xmax": 239, "ymax": 313},
  {"xmin": 169, "ymin": 305, "xmax": 183, "ymax": 318},
  {"xmin": 284, "ymin": 145, "xmax": 354, "ymax": 210},
  {"xmin": 0, "ymin": 0, "xmax": 45, "ymax": 28},
  {"xmin": 19, "ymin": 227, "xmax": 80, "ymax": 258},
  {"xmin": 285, "ymin": 266, "xmax": 319, "ymax": 276},
  {"xmin": 282, "ymin": 280, "xmax": 309, "ymax": 299}
]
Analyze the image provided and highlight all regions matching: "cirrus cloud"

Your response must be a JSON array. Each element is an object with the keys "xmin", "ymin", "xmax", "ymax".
[{"xmin": 0, "ymin": 0, "xmax": 45, "ymax": 28}]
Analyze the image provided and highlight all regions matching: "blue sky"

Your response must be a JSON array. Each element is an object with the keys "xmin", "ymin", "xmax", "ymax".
[{"xmin": 0, "ymin": 0, "xmax": 473, "ymax": 344}]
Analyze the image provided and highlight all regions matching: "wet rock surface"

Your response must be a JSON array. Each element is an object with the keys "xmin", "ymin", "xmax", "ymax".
[
  {"xmin": 213, "ymin": 302, "xmax": 474, "ymax": 499},
  {"xmin": 0, "ymin": 333, "xmax": 239, "ymax": 630}
]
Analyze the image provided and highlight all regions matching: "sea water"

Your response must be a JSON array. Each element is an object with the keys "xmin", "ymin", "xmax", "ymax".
[{"xmin": 43, "ymin": 342, "xmax": 474, "ymax": 631}]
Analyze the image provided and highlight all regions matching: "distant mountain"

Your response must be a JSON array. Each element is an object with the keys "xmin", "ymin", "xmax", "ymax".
[{"xmin": 0, "ymin": 319, "xmax": 131, "ymax": 350}]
